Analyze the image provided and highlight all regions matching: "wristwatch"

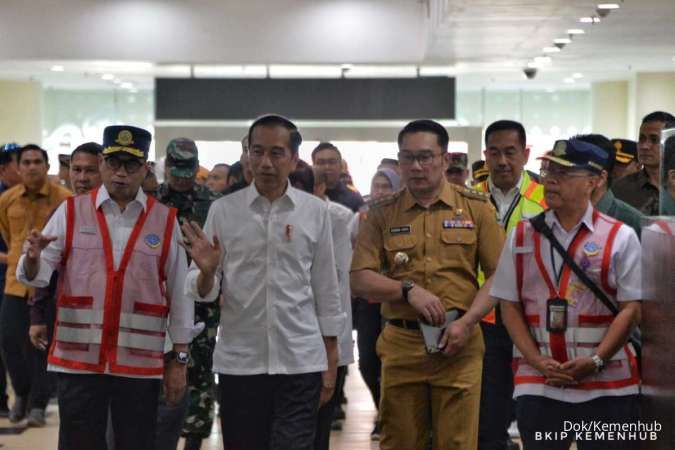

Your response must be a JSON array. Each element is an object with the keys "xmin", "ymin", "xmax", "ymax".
[
  {"xmin": 591, "ymin": 354, "xmax": 605, "ymax": 373},
  {"xmin": 166, "ymin": 350, "xmax": 189, "ymax": 365},
  {"xmin": 401, "ymin": 280, "xmax": 415, "ymax": 303}
]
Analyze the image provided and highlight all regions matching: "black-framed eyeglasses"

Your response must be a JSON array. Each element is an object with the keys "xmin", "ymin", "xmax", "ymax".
[
  {"xmin": 398, "ymin": 151, "xmax": 442, "ymax": 166},
  {"xmin": 104, "ymin": 156, "xmax": 144, "ymax": 174}
]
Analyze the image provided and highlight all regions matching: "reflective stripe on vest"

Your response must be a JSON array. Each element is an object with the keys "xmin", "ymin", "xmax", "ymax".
[
  {"xmin": 119, "ymin": 313, "xmax": 167, "ymax": 333},
  {"xmin": 58, "ymin": 308, "xmax": 104, "ymax": 325},
  {"xmin": 56, "ymin": 326, "xmax": 103, "ymax": 345},
  {"xmin": 476, "ymin": 172, "xmax": 546, "ymax": 324},
  {"xmin": 117, "ymin": 331, "xmax": 165, "ymax": 352}
]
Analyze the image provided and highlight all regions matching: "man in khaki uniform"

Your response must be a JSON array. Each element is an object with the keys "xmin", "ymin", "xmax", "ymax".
[{"xmin": 351, "ymin": 119, "xmax": 504, "ymax": 450}]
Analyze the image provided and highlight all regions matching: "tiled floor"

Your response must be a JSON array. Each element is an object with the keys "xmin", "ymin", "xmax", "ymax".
[{"xmin": 0, "ymin": 366, "xmax": 380, "ymax": 450}]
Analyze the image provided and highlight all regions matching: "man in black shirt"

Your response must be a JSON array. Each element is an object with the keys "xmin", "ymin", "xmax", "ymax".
[{"xmin": 312, "ymin": 142, "xmax": 364, "ymax": 212}]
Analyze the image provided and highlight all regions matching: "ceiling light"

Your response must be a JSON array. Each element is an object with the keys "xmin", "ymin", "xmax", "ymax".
[
  {"xmin": 120, "ymin": 82, "xmax": 134, "ymax": 89},
  {"xmin": 567, "ymin": 29, "xmax": 585, "ymax": 35},
  {"xmin": 543, "ymin": 47, "xmax": 561, "ymax": 53},
  {"xmin": 129, "ymin": 89, "xmax": 139, "ymax": 94},
  {"xmin": 527, "ymin": 61, "xmax": 542, "ymax": 69},
  {"xmin": 572, "ymin": 73, "xmax": 584, "ymax": 79},
  {"xmin": 580, "ymin": 16, "xmax": 601, "ymax": 23},
  {"xmin": 193, "ymin": 65, "xmax": 267, "ymax": 78},
  {"xmin": 564, "ymin": 78, "xmax": 575, "ymax": 84},
  {"xmin": 50, "ymin": 65, "xmax": 64, "ymax": 72},
  {"xmin": 554, "ymin": 38, "xmax": 572, "ymax": 45},
  {"xmin": 419, "ymin": 66, "xmax": 457, "ymax": 77},
  {"xmin": 340, "ymin": 64, "xmax": 354, "ymax": 71},
  {"xmin": 269, "ymin": 65, "xmax": 342, "ymax": 78},
  {"xmin": 344, "ymin": 65, "xmax": 418, "ymax": 78},
  {"xmin": 101, "ymin": 73, "xmax": 115, "ymax": 81},
  {"xmin": 113, "ymin": 79, "xmax": 122, "ymax": 84},
  {"xmin": 534, "ymin": 56, "xmax": 552, "ymax": 64},
  {"xmin": 597, "ymin": 3, "xmax": 620, "ymax": 9}
]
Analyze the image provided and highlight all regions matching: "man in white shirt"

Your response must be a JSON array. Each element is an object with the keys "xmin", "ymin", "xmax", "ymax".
[
  {"xmin": 491, "ymin": 139, "xmax": 642, "ymax": 450},
  {"xmin": 17, "ymin": 125, "xmax": 193, "ymax": 450},
  {"xmin": 181, "ymin": 115, "xmax": 345, "ymax": 450}
]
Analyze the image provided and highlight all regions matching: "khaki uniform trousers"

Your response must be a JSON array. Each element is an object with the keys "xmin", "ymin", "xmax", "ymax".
[{"xmin": 376, "ymin": 322, "xmax": 484, "ymax": 450}]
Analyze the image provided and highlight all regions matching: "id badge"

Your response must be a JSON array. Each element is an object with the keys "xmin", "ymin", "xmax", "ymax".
[{"xmin": 546, "ymin": 297, "xmax": 568, "ymax": 333}]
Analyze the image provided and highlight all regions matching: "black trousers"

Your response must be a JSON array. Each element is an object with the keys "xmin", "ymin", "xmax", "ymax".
[
  {"xmin": 356, "ymin": 300, "xmax": 382, "ymax": 410},
  {"xmin": 314, "ymin": 365, "xmax": 348, "ymax": 450},
  {"xmin": 516, "ymin": 395, "xmax": 641, "ymax": 450},
  {"xmin": 0, "ymin": 287, "xmax": 8, "ymax": 408},
  {"xmin": 155, "ymin": 384, "xmax": 189, "ymax": 450},
  {"xmin": 0, "ymin": 294, "xmax": 51, "ymax": 410},
  {"xmin": 56, "ymin": 373, "xmax": 161, "ymax": 450},
  {"xmin": 219, "ymin": 372, "xmax": 322, "ymax": 450},
  {"xmin": 478, "ymin": 321, "xmax": 515, "ymax": 450}
]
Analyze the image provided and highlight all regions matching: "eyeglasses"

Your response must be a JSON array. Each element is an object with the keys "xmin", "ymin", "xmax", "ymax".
[
  {"xmin": 540, "ymin": 167, "xmax": 594, "ymax": 180},
  {"xmin": 398, "ymin": 151, "xmax": 442, "ymax": 166},
  {"xmin": 104, "ymin": 156, "xmax": 144, "ymax": 174}
]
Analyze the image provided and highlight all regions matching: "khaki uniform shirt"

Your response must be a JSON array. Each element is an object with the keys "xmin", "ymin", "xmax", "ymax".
[
  {"xmin": 351, "ymin": 180, "xmax": 505, "ymax": 321},
  {"xmin": 0, "ymin": 181, "xmax": 71, "ymax": 298}
]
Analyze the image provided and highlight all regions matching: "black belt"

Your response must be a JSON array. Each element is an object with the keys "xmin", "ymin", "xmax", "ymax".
[{"xmin": 387, "ymin": 319, "xmax": 420, "ymax": 330}]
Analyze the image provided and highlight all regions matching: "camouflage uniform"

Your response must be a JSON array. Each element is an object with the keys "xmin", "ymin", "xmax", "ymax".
[{"xmin": 156, "ymin": 139, "xmax": 222, "ymax": 441}]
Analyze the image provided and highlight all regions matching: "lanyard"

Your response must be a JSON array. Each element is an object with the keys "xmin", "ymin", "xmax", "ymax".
[{"xmin": 549, "ymin": 226, "xmax": 585, "ymax": 286}]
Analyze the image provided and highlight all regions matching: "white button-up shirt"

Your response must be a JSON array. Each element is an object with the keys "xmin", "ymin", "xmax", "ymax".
[
  {"xmin": 327, "ymin": 200, "xmax": 355, "ymax": 367},
  {"xmin": 489, "ymin": 173, "xmax": 523, "ymax": 227},
  {"xmin": 186, "ymin": 182, "xmax": 345, "ymax": 376},
  {"xmin": 17, "ymin": 186, "xmax": 193, "ymax": 377},
  {"xmin": 490, "ymin": 202, "xmax": 642, "ymax": 303}
]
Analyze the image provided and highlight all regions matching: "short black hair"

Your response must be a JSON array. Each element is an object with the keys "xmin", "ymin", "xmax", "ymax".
[
  {"xmin": 227, "ymin": 161, "xmax": 243, "ymax": 185},
  {"xmin": 311, "ymin": 142, "xmax": 341, "ymax": 161},
  {"xmin": 663, "ymin": 135, "xmax": 675, "ymax": 182},
  {"xmin": 18, "ymin": 144, "xmax": 49, "ymax": 164},
  {"xmin": 574, "ymin": 134, "xmax": 614, "ymax": 184},
  {"xmin": 485, "ymin": 120, "xmax": 527, "ymax": 148},
  {"xmin": 398, "ymin": 119, "xmax": 449, "ymax": 152},
  {"xmin": 288, "ymin": 160, "xmax": 315, "ymax": 193},
  {"xmin": 71, "ymin": 142, "xmax": 103, "ymax": 159},
  {"xmin": 641, "ymin": 111, "xmax": 675, "ymax": 125},
  {"xmin": 248, "ymin": 114, "xmax": 302, "ymax": 154},
  {"xmin": 0, "ymin": 143, "xmax": 20, "ymax": 165}
]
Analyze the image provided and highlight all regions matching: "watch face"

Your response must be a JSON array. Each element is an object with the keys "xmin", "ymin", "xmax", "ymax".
[{"xmin": 176, "ymin": 352, "xmax": 189, "ymax": 364}]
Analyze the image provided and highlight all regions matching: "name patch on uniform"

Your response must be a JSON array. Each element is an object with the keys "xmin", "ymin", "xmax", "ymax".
[
  {"xmin": 144, "ymin": 234, "xmax": 161, "ymax": 249},
  {"xmin": 442, "ymin": 220, "xmax": 475, "ymax": 229},
  {"xmin": 79, "ymin": 226, "xmax": 97, "ymax": 234},
  {"xmin": 389, "ymin": 226, "xmax": 411, "ymax": 235}
]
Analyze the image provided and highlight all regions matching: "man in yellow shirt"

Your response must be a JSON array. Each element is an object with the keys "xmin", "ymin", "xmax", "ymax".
[{"xmin": 0, "ymin": 144, "xmax": 70, "ymax": 425}]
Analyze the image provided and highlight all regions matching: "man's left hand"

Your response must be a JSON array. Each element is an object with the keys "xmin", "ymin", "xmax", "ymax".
[
  {"xmin": 163, "ymin": 360, "xmax": 187, "ymax": 406},
  {"xmin": 438, "ymin": 319, "xmax": 472, "ymax": 356},
  {"xmin": 558, "ymin": 356, "xmax": 597, "ymax": 383},
  {"xmin": 319, "ymin": 369, "xmax": 336, "ymax": 407}
]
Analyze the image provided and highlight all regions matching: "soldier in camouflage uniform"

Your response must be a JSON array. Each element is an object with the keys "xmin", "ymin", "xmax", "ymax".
[{"xmin": 156, "ymin": 138, "xmax": 221, "ymax": 450}]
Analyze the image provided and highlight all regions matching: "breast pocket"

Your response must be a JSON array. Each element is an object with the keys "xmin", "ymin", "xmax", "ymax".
[
  {"xmin": 384, "ymin": 235, "xmax": 417, "ymax": 275},
  {"xmin": 439, "ymin": 229, "xmax": 477, "ymax": 268}
]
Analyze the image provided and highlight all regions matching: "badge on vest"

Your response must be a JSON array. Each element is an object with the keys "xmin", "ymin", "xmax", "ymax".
[
  {"xmin": 583, "ymin": 241, "xmax": 601, "ymax": 257},
  {"xmin": 546, "ymin": 297, "xmax": 568, "ymax": 333},
  {"xmin": 144, "ymin": 234, "xmax": 161, "ymax": 249},
  {"xmin": 79, "ymin": 226, "xmax": 97, "ymax": 234},
  {"xmin": 442, "ymin": 220, "xmax": 475, "ymax": 229},
  {"xmin": 389, "ymin": 226, "xmax": 411, "ymax": 235}
]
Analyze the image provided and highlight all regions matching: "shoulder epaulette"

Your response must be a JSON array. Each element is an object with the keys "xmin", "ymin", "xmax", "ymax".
[
  {"xmin": 458, "ymin": 186, "xmax": 490, "ymax": 202},
  {"xmin": 367, "ymin": 191, "xmax": 400, "ymax": 210}
]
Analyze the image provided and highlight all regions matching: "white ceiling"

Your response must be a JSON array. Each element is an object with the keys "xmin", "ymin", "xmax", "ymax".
[{"xmin": 0, "ymin": 0, "xmax": 674, "ymax": 90}]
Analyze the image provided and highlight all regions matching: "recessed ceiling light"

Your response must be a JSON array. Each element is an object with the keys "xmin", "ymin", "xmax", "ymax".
[
  {"xmin": 554, "ymin": 38, "xmax": 572, "ymax": 45},
  {"xmin": 101, "ymin": 73, "xmax": 115, "ymax": 81},
  {"xmin": 50, "ymin": 65, "xmax": 64, "ymax": 72},
  {"xmin": 120, "ymin": 82, "xmax": 134, "ymax": 89},
  {"xmin": 597, "ymin": 3, "xmax": 620, "ymax": 9},
  {"xmin": 535, "ymin": 56, "xmax": 552, "ymax": 64},
  {"xmin": 580, "ymin": 16, "xmax": 601, "ymax": 23},
  {"xmin": 543, "ymin": 47, "xmax": 561, "ymax": 53},
  {"xmin": 527, "ymin": 61, "xmax": 542, "ymax": 69},
  {"xmin": 572, "ymin": 73, "xmax": 584, "ymax": 79},
  {"xmin": 564, "ymin": 78, "xmax": 575, "ymax": 84},
  {"xmin": 568, "ymin": 29, "xmax": 585, "ymax": 35}
]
